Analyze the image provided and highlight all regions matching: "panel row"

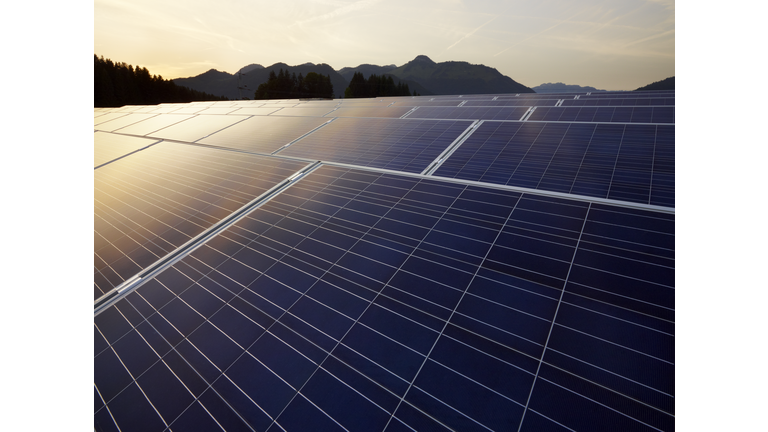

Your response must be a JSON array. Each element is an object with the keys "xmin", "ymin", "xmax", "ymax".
[
  {"xmin": 433, "ymin": 121, "xmax": 675, "ymax": 207},
  {"xmin": 95, "ymin": 165, "xmax": 674, "ymax": 432}
]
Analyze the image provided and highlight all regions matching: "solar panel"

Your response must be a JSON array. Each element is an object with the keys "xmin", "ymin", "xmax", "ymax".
[
  {"xmin": 462, "ymin": 99, "xmax": 559, "ymax": 107},
  {"xmin": 271, "ymin": 107, "xmax": 337, "ymax": 117},
  {"xmin": 406, "ymin": 106, "xmax": 530, "ymax": 121},
  {"xmin": 230, "ymin": 106, "xmax": 283, "ymax": 116},
  {"xmin": 94, "ymin": 89, "xmax": 675, "ymax": 432},
  {"xmin": 94, "ymin": 163, "xmax": 673, "ymax": 432},
  {"xmin": 197, "ymin": 116, "xmax": 331, "ymax": 154},
  {"xmin": 276, "ymin": 117, "xmax": 472, "ymax": 173},
  {"xmin": 94, "ymin": 131, "xmax": 161, "ymax": 168},
  {"xmin": 528, "ymin": 107, "xmax": 675, "ymax": 123},
  {"xmin": 144, "ymin": 114, "xmax": 250, "ymax": 142},
  {"xmin": 94, "ymin": 143, "xmax": 310, "ymax": 298},
  {"xmin": 327, "ymin": 106, "xmax": 413, "ymax": 118},
  {"xmin": 95, "ymin": 113, "xmax": 160, "ymax": 132},
  {"xmin": 432, "ymin": 121, "xmax": 674, "ymax": 207},
  {"xmin": 113, "ymin": 113, "xmax": 195, "ymax": 136}
]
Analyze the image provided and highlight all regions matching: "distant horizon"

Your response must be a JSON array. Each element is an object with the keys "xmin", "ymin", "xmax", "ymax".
[
  {"xmin": 95, "ymin": 0, "xmax": 673, "ymax": 92},
  {"xmin": 95, "ymin": 53, "xmax": 669, "ymax": 92}
]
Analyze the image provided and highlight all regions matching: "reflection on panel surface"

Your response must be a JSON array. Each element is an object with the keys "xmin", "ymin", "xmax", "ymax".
[
  {"xmin": 407, "ymin": 106, "xmax": 530, "ymax": 120},
  {"xmin": 94, "ymin": 132, "xmax": 161, "ymax": 168},
  {"xmin": 277, "ymin": 117, "xmax": 471, "ymax": 173},
  {"xmin": 94, "ymin": 165, "xmax": 674, "ymax": 432},
  {"xmin": 145, "ymin": 114, "xmax": 249, "ymax": 142},
  {"xmin": 434, "ymin": 121, "xmax": 675, "ymax": 207},
  {"xmin": 328, "ymin": 106, "xmax": 412, "ymax": 118},
  {"xmin": 95, "ymin": 113, "xmax": 158, "ymax": 131},
  {"xmin": 198, "ymin": 116, "xmax": 331, "ymax": 154},
  {"xmin": 94, "ymin": 142, "xmax": 310, "ymax": 299},
  {"xmin": 528, "ymin": 106, "xmax": 675, "ymax": 123},
  {"xmin": 114, "ymin": 113, "xmax": 195, "ymax": 136}
]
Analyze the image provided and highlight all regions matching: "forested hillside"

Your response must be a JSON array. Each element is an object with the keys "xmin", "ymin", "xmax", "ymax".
[
  {"xmin": 94, "ymin": 55, "xmax": 228, "ymax": 107},
  {"xmin": 253, "ymin": 69, "xmax": 334, "ymax": 99},
  {"xmin": 344, "ymin": 72, "xmax": 414, "ymax": 98}
]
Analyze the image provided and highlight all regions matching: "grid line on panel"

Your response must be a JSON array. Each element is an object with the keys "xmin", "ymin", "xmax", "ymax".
[
  {"xmin": 408, "ymin": 387, "xmax": 497, "ymax": 432},
  {"xmin": 134, "ymin": 167, "xmax": 405, "ymax": 431},
  {"xmin": 94, "ymin": 157, "xmax": 316, "ymax": 310},
  {"xmin": 649, "ymin": 125, "xmax": 657, "ymax": 206},
  {"xmin": 382, "ymin": 189, "xmax": 523, "ymax": 432},
  {"xmin": 565, "ymin": 279, "xmax": 673, "ymax": 313},
  {"xmin": 543, "ymin": 348, "xmax": 674, "ymax": 397},
  {"xmin": 535, "ymin": 377, "xmax": 668, "ymax": 432},
  {"xmin": 605, "ymin": 125, "xmax": 626, "ymax": 201},
  {"xmin": 552, "ymin": 323, "xmax": 673, "ymax": 365},
  {"xmin": 525, "ymin": 408, "xmax": 578, "ymax": 432},
  {"xmin": 559, "ymin": 299, "xmax": 674, "ymax": 336},
  {"xmin": 516, "ymin": 202, "xmax": 591, "ymax": 432},
  {"xmin": 533, "ymin": 122, "xmax": 571, "ymax": 190},
  {"xmin": 263, "ymin": 175, "xmax": 472, "ymax": 431}
]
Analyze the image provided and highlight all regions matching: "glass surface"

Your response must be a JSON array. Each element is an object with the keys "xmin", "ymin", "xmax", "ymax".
[
  {"xmin": 407, "ymin": 106, "xmax": 530, "ymax": 120},
  {"xmin": 94, "ymin": 132, "xmax": 161, "ymax": 167},
  {"xmin": 146, "ymin": 114, "xmax": 249, "ymax": 142},
  {"xmin": 328, "ymin": 106, "xmax": 412, "ymax": 118},
  {"xmin": 114, "ymin": 113, "xmax": 195, "ymax": 136},
  {"xmin": 279, "ymin": 117, "xmax": 471, "ymax": 173},
  {"xmin": 94, "ymin": 142, "xmax": 310, "ymax": 297},
  {"xmin": 94, "ymin": 113, "xmax": 159, "ymax": 132},
  {"xmin": 434, "ymin": 121, "xmax": 674, "ymax": 207},
  {"xmin": 198, "ymin": 116, "xmax": 328, "ymax": 153}
]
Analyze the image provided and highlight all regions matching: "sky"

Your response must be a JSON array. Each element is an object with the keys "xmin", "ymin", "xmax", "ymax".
[{"xmin": 94, "ymin": 0, "xmax": 674, "ymax": 91}]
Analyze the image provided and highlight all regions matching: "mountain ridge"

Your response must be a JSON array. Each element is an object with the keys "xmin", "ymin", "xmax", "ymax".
[{"xmin": 173, "ymin": 55, "xmax": 534, "ymax": 99}]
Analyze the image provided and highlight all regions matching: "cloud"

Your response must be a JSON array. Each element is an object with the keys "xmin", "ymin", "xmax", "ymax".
[
  {"xmin": 494, "ymin": 10, "xmax": 584, "ymax": 57},
  {"xmin": 442, "ymin": 14, "xmax": 499, "ymax": 53},
  {"xmin": 292, "ymin": 0, "xmax": 383, "ymax": 27}
]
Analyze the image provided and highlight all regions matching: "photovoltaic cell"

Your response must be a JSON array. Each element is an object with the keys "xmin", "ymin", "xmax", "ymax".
[
  {"xmin": 276, "ymin": 117, "xmax": 472, "ymax": 173},
  {"xmin": 94, "ymin": 143, "xmax": 310, "ymax": 299},
  {"xmin": 197, "ymin": 116, "xmax": 331, "ymax": 154},
  {"xmin": 94, "ymin": 131, "xmax": 161, "ymax": 168},
  {"xmin": 433, "ymin": 121, "xmax": 675, "ymax": 207},
  {"xmin": 94, "ymin": 164, "xmax": 674, "ymax": 432}
]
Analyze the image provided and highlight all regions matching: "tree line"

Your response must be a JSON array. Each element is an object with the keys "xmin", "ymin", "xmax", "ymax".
[
  {"xmin": 94, "ymin": 55, "xmax": 228, "ymax": 107},
  {"xmin": 254, "ymin": 69, "xmax": 334, "ymax": 99},
  {"xmin": 344, "ymin": 72, "xmax": 418, "ymax": 98}
]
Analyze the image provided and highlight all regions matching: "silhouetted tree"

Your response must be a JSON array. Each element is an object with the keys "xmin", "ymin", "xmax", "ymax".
[{"xmin": 94, "ymin": 55, "xmax": 228, "ymax": 107}]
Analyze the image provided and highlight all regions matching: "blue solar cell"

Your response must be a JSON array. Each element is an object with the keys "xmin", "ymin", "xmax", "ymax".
[
  {"xmin": 95, "ymin": 148, "xmax": 674, "ymax": 432},
  {"xmin": 105, "ymin": 383, "xmax": 167, "ymax": 431},
  {"xmin": 136, "ymin": 360, "xmax": 196, "ymax": 423},
  {"xmin": 168, "ymin": 401, "xmax": 224, "ymax": 431},
  {"xmin": 524, "ymin": 376, "xmax": 667, "ymax": 432}
]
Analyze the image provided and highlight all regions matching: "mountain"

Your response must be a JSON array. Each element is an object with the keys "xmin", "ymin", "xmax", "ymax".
[
  {"xmin": 238, "ymin": 64, "xmax": 264, "ymax": 74},
  {"xmin": 338, "ymin": 64, "xmax": 397, "ymax": 81},
  {"xmin": 635, "ymin": 76, "xmax": 674, "ymax": 91},
  {"xmin": 173, "ymin": 55, "xmax": 533, "ymax": 99},
  {"xmin": 173, "ymin": 63, "xmax": 349, "ymax": 99},
  {"xmin": 532, "ymin": 82, "xmax": 606, "ymax": 93},
  {"xmin": 385, "ymin": 55, "xmax": 534, "ymax": 95}
]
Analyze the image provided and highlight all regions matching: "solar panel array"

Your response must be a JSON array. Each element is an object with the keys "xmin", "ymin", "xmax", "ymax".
[{"xmin": 95, "ymin": 90, "xmax": 674, "ymax": 432}]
